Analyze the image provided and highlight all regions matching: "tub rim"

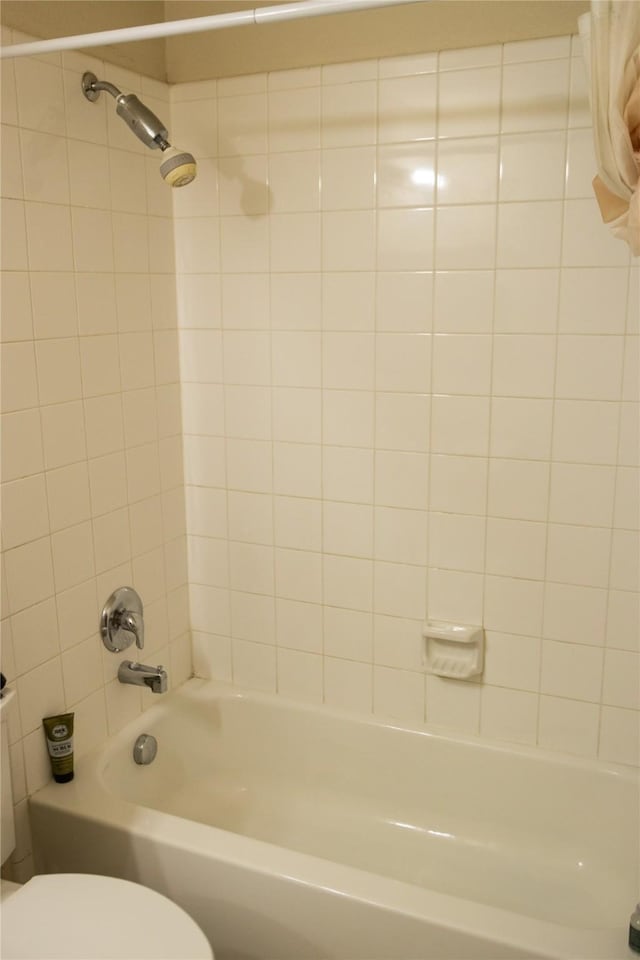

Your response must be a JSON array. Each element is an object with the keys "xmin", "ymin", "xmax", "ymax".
[{"xmin": 30, "ymin": 677, "xmax": 639, "ymax": 960}]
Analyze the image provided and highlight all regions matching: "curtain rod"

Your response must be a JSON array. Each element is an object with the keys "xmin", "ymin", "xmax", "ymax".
[{"xmin": 0, "ymin": 0, "xmax": 424, "ymax": 60}]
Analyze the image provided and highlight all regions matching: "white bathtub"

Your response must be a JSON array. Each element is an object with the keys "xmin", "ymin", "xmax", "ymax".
[{"xmin": 30, "ymin": 679, "xmax": 638, "ymax": 960}]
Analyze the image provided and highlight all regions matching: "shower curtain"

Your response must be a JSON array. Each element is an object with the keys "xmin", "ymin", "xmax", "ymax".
[{"xmin": 579, "ymin": 0, "xmax": 640, "ymax": 255}]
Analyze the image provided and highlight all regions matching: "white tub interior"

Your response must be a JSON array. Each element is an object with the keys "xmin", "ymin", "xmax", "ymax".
[
  {"xmin": 31, "ymin": 680, "xmax": 639, "ymax": 960},
  {"xmin": 101, "ymin": 684, "xmax": 633, "ymax": 932}
]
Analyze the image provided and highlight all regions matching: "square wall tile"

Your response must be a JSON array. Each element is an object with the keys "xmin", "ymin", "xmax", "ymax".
[
  {"xmin": 541, "ymin": 639, "xmax": 603, "ymax": 702},
  {"xmin": 501, "ymin": 59, "xmax": 570, "ymax": 133},
  {"xmin": 438, "ymin": 66, "xmax": 501, "ymax": 138},
  {"xmin": 494, "ymin": 269, "xmax": 559, "ymax": 334},
  {"xmin": 374, "ymin": 666, "xmax": 424, "ymax": 724},
  {"xmin": 324, "ymin": 502, "xmax": 373, "ymax": 559},
  {"xmin": 272, "ymin": 273, "xmax": 320, "ymax": 330},
  {"xmin": 321, "ymin": 81, "xmax": 377, "ymax": 148},
  {"xmin": 429, "ymin": 454, "xmax": 488, "ymax": 516},
  {"xmin": 437, "ymin": 137, "xmax": 498, "ymax": 205},
  {"xmin": 276, "ymin": 598, "xmax": 322, "ymax": 653},
  {"xmin": 323, "ymin": 446, "xmax": 374, "ymax": 504},
  {"xmin": 277, "ymin": 648, "xmax": 323, "ymax": 704},
  {"xmin": 271, "ymin": 211, "xmax": 322, "ymax": 273},
  {"xmin": 1, "ymin": 124, "xmax": 23, "ymax": 200},
  {"xmin": 25, "ymin": 202, "xmax": 73, "ymax": 271},
  {"xmin": 1, "ymin": 409, "xmax": 44, "ymax": 483},
  {"xmin": 378, "ymin": 73, "xmax": 436, "ymax": 143},
  {"xmin": 425, "ymin": 674, "xmax": 480, "ymax": 734},
  {"xmin": 497, "ymin": 201, "xmax": 563, "ymax": 268},
  {"xmin": 323, "ymin": 391, "xmax": 374, "ymax": 448},
  {"xmin": 431, "ymin": 334, "xmax": 491, "ymax": 396},
  {"xmin": 324, "ymin": 657, "xmax": 372, "ymax": 714},
  {"xmin": 480, "ymin": 686, "xmax": 538, "ymax": 746},
  {"xmin": 15, "ymin": 58, "xmax": 65, "ymax": 135},
  {"xmin": 376, "ymin": 333, "xmax": 431, "ymax": 393},
  {"xmin": 5, "ymin": 537, "xmax": 54, "ymax": 614},
  {"xmin": 375, "ymin": 450, "xmax": 428, "ymax": 510},
  {"xmin": 324, "ymin": 605, "xmax": 372, "ymax": 662},
  {"xmin": 431, "ymin": 396, "xmax": 490, "ymax": 457},
  {"xmin": 322, "ymin": 147, "xmax": 375, "ymax": 210},
  {"xmin": 488, "ymin": 459, "xmax": 549, "ymax": 522},
  {"xmin": 67, "ymin": 140, "xmax": 111, "ymax": 209},
  {"xmin": 543, "ymin": 582, "xmax": 607, "ymax": 647},
  {"xmin": 492, "ymin": 335, "xmax": 556, "ymax": 398},
  {"xmin": 324, "ymin": 332, "xmax": 374, "ymax": 390},
  {"xmin": 21, "ymin": 130, "xmax": 69, "ymax": 205},
  {"xmin": 377, "ymin": 142, "xmax": 436, "ymax": 208},
  {"xmin": 538, "ymin": 695, "xmax": 599, "ymax": 758},
  {"xmin": 323, "ymin": 211, "xmax": 376, "ymax": 272},
  {"xmin": 1, "ymin": 272, "xmax": 32, "ymax": 343},
  {"xmin": 377, "ymin": 272, "xmax": 432, "ymax": 332},
  {"xmin": 378, "ymin": 208, "xmax": 434, "ymax": 271},
  {"xmin": 376, "ymin": 393, "xmax": 429, "ymax": 453},
  {"xmin": 269, "ymin": 87, "xmax": 321, "ymax": 153},
  {"xmin": 221, "ymin": 274, "xmax": 267, "ymax": 330},
  {"xmin": 36, "ymin": 339, "xmax": 82, "ymax": 405},
  {"xmin": 324, "ymin": 273, "xmax": 375, "ymax": 331},
  {"xmin": 433, "ymin": 271, "xmax": 493, "ymax": 334},
  {"xmin": 218, "ymin": 93, "xmax": 267, "ymax": 156},
  {"xmin": 1, "ymin": 342, "xmax": 38, "ymax": 413},
  {"xmin": 274, "ymin": 497, "xmax": 321, "ymax": 552},
  {"xmin": 436, "ymin": 206, "xmax": 496, "ymax": 270},
  {"xmin": 32, "ymin": 274, "xmax": 78, "ymax": 340},
  {"xmin": 1, "ymin": 475, "xmax": 49, "ymax": 551},
  {"xmin": 555, "ymin": 335, "xmax": 624, "ymax": 401},
  {"xmin": 490, "ymin": 398, "xmax": 553, "ymax": 460},
  {"xmin": 270, "ymin": 151, "xmax": 320, "ymax": 213},
  {"xmin": 428, "ymin": 512, "xmax": 485, "ymax": 574},
  {"xmin": 558, "ymin": 268, "xmax": 627, "ymax": 335},
  {"xmin": 499, "ymin": 131, "xmax": 566, "ymax": 202}
]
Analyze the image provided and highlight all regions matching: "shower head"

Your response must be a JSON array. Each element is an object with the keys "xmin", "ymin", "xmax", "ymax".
[
  {"xmin": 159, "ymin": 146, "xmax": 197, "ymax": 188},
  {"xmin": 81, "ymin": 72, "xmax": 197, "ymax": 188}
]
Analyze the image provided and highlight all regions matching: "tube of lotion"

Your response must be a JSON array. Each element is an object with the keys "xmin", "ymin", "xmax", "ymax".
[{"xmin": 42, "ymin": 713, "xmax": 74, "ymax": 783}]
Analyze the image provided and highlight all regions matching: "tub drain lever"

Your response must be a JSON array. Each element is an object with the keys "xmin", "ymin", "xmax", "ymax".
[{"xmin": 133, "ymin": 733, "xmax": 158, "ymax": 766}]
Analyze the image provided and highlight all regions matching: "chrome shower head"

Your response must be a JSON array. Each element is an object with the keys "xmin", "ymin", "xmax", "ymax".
[
  {"xmin": 159, "ymin": 146, "xmax": 197, "ymax": 188},
  {"xmin": 81, "ymin": 72, "xmax": 197, "ymax": 188}
]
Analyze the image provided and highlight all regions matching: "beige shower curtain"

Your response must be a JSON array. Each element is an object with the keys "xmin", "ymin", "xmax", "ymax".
[{"xmin": 579, "ymin": 0, "xmax": 640, "ymax": 256}]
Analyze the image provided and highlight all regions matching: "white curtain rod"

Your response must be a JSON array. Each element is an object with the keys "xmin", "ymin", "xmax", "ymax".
[{"xmin": 0, "ymin": 0, "xmax": 423, "ymax": 60}]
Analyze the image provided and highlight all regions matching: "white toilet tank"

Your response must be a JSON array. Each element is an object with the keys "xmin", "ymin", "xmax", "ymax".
[{"xmin": 0, "ymin": 688, "xmax": 17, "ymax": 869}]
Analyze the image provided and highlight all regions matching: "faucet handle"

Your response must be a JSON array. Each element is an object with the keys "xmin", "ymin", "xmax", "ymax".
[
  {"xmin": 119, "ymin": 610, "xmax": 144, "ymax": 650},
  {"xmin": 101, "ymin": 587, "xmax": 145, "ymax": 653}
]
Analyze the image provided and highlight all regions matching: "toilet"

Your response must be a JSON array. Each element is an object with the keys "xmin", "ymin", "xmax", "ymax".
[{"xmin": 0, "ymin": 689, "xmax": 213, "ymax": 960}]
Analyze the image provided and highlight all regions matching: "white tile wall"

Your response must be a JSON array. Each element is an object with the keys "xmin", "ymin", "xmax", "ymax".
[
  {"xmin": 1, "ymin": 35, "xmax": 189, "ymax": 879},
  {"xmin": 172, "ymin": 35, "xmax": 638, "ymax": 765},
  {"xmin": 1, "ymin": 29, "xmax": 638, "ymax": 884}
]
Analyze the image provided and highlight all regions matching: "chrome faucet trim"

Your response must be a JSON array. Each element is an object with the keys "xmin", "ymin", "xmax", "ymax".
[
  {"xmin": 118, "ymin": 660, "xmax": 168, "ymax": 694},
  {"xmin": 101, "ymin": 587, "xmax": 145, "ymax": 653}
]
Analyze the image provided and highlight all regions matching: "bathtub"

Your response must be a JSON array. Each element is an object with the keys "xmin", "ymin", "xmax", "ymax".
[{"xmin": 30, "ymin": 678, "xmax": 637, "ymax": 960}]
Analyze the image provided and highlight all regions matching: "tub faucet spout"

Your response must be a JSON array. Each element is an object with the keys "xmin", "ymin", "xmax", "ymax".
[{"xmin": 118, "ymin": 660, "xmax": 168, "ymax": 694}]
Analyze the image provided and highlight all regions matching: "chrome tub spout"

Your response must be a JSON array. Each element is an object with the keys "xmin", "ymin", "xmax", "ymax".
[{"xmin": 118, "ymin": 660, "xmax": 168, "ymax": 694}]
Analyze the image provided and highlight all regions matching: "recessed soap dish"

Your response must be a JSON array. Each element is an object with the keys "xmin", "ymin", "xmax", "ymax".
[{"xmin": 423, "ymin": 621, "xmax": 484, "ymax": 680}]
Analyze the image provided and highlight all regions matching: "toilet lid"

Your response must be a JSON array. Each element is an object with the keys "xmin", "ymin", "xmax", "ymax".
[{"xmin": 1, "ymin": 874, "xmax": 213, "ymax": 959}]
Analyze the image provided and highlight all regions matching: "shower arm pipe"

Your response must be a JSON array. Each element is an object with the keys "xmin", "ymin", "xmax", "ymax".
[
  {"xmin": 0, "ymin": 0, "xmax": 426, "ymax": 60},
  {"xmin": 87, "ymin": 78, "xmax": 122, "ymax": 100}
]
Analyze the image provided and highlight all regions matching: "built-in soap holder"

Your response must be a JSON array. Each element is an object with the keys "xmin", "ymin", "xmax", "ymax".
[{"xmin": 423, "ymin": 621, "xmax": 484, "ymax": 680}]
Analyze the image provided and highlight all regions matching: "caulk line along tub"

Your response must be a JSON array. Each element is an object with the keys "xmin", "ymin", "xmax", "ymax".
[{"xmin": 42, "ymin": 713, "xmax": 74, "ymax": 783}]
